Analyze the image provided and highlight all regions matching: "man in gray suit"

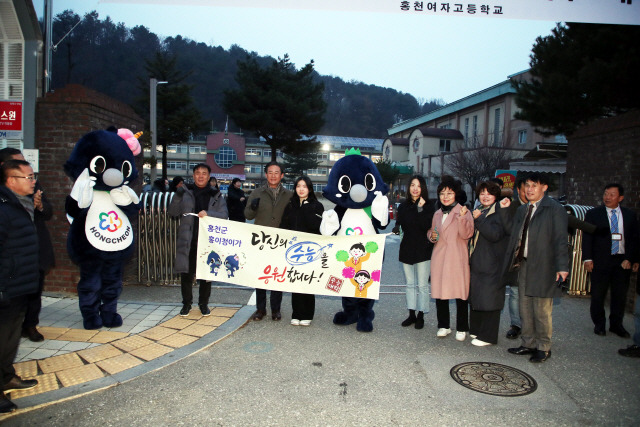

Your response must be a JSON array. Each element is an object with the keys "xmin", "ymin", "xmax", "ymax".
[{"xmin": 500, "ymin": 172, "xmax": 569, "ymax": 363}]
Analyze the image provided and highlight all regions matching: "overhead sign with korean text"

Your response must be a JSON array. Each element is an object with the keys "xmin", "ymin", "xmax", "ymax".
[
  {"xmin": 102, "ymin": 1, "xmax": 640, "ymax": 25},
  {"xmin": 195, "ymin": 216, "xmax": 387, "ymax": 299}
]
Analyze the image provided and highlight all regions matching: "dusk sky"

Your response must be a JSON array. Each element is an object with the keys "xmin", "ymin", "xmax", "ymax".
[{"xmin": 34, "ymin": 1, "xmax": 562, "ymax": 104}]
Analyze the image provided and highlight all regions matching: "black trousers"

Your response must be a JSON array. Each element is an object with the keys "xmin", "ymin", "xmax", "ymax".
[
  {"xmin": 256, "ymin": 289, "xmax": 282, "ymax": 313},
  {"xmin": 469, "ymin": 309, "xmax": 501, "ymax": 344},
  {"xmin": 181, "ymin": 240, "xmax": 211, "ymax": 306},
  {"xmin": 291, "ymin": 293, "xmax": 315, "ymax": 320},
  {"xmin": 0, "ymin": 296, "xmax": 27, "ymax": 385},
  {"xmin": 22, "ymin": 270, "xmax": 45, "ymax": 329},
  {"xmin": 435, "ymin": 298, "xmax": 469, "ymax": 331},
  {"xmin": 590, "ymin": 254, "xmax": 631, "ymax": 330}
]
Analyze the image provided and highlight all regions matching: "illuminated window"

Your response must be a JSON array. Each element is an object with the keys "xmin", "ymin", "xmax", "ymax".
[{"xmin": 215, "ymin": 146, "xmax": 238, "ymax": 169}]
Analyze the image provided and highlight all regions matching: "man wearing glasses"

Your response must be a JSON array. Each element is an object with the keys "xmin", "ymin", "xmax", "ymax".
[{"xmin": 0, "ymin": 160, "xmax": 40, "ymax": 413}]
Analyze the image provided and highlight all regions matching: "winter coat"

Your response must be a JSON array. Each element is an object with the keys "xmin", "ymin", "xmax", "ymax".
[
  {"xmin": 499, "ymin": 194, "xmax": 526, "ymax": 287},
  {"xmin": 226, "ymin": 185, "xmax": 247, "ymax": 222},
  {"xmin": 428, "ymin": 203, "xmax": 474, "ymax": 300},
  {"xmin": 468, "ymin": 203, "xmax": 509, "ymax": 311},
  {"xmin": 244, "ymin": 184, "xmax": 292, "ymax": 228},
  {"xmin": 168, "ymin": 184, "xmax": 228, "ymax": 274},
  {"xmin": 501, "ymin": 196, "xmax": 569, "ymax": 298},
  {"xmin": 280, "ymin": 198, "xmax": 324, "ymax": 235},
  {"xmin": 0, "ymin": 186, "xmax": 39, "ymax": 300},
  {"xmin": 394, "ymin": 199, "xmax": 435, "ymax": 264}
]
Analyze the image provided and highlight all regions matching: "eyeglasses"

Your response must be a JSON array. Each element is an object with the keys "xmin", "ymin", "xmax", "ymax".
[
  {"xmin": 439, "ymin": 192, "xmax": 455, "ymax": 197},
  {"xmin": 10, "ymin": 176, "xmax": 36, "ymax": 181}
]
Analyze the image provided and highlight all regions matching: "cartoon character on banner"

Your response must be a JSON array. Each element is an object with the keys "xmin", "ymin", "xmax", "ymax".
[
  {"xmin": 207, "ymin": 251, "xmax": 222, "ymax": 275},
  {"xmin": 225, "ymin": 254, "xmax": 240, "ymax": 277},
  {"xmin": 321, "ymin": 148, "xmax": 389, "ymax": 332},
  {"xmin": 337, "ymin": 241, "xmax": 381, "ymax": 299},
  {"xmin": 64, "ymin": 128, "xmax": 141, "ymax": 330}
]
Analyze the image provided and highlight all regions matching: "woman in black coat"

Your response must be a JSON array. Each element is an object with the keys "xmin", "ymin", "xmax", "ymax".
[
  {"xmin": 468, "ymin": 181, "xmax": 509, "ymax": 346},
  {"xmin": 392, "ymin": 175, "xmax": 435, "ymax": 329},
  {"xmin": 280, "ymin": 176, "xmax": 324, "ymax": 326}
]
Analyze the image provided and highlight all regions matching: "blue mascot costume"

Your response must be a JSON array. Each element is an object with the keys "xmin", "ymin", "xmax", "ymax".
[
  {"xmin": 321, "ymin": 148, "xmax": 389, "ymax": 332},
  {"xmin": 65, "ymin": 127, "xmax": 141, "ymax": 330}
]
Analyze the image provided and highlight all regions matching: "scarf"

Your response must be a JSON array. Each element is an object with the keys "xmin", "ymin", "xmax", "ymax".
[{"xmin": 441, "ymin": 202, "xmax": 458, "ymax": 214}]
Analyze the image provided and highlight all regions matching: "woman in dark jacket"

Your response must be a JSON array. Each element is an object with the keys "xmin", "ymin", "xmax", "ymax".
[
  {"xmin": 392, "ymin": 175, "xmax": 435, "ymax": 329},
  {"xmin": 226, "ymin": 178, "xmax": 247, "ymax": 222},
  {"xmin": 280, "ymin": 176, "xmax": 324, "ymax": 326},
  {"xmin": 468, "ymin": 181, "xmax": 509, "ymax": 346}
]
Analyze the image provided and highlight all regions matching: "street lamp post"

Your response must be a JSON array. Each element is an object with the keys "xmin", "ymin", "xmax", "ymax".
[{"xmin": 150, "ymin": 78, "xmax": 168, "ymax": 182}]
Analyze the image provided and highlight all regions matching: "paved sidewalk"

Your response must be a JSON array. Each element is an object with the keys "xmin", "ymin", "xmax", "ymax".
[{"xmin": 3, "ymin": 294, "xmax": 252, "ymax": 418}]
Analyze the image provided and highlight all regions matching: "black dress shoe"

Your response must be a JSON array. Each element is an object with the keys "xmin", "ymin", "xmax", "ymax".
[
  {"xmin": 506, "ymin": 325, "xmax": 521, "ymax": 339},
  {"xmin": 22, "ymin": 326, "xmax": 45, "ymax": 342},
  {"xmin": 594, "ymin": 327, "xmax": 606, "ymax": 336},
  {"xmin": 0, "ymin": 392, "xmax": 17, "ymax": 414},
  {"xmin": 618, "ymin": 344, "xmax": 640, "ymax": 358},
  {"xmin": 3, "ymin": 375, "xmax": 38, "ymax": 392},
  {"xmin": 272, "ymin": 311, "xmax": 282, "ymax": 321},
  {"xmin": 530, "ymin": 350, "xmax": 551, "ymax": 363},
  {"xmin": 508, "ymin": 346, "xmax": 537, "ymax": 355},
  {"xmin": 251, "ymin": 309, "xmax": 266, "ymax": 321},
  {"xmin": 610, "ymin": 327, "xmax": 631, "ymax": 338}
]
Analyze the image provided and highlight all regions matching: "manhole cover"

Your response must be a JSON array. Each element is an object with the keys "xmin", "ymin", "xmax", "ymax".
[{"xmin": 450, "ymin": 362, "xmax": 537, "ymax": 397}]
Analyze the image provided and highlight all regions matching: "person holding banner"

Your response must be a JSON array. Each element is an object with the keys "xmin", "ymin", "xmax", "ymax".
[
  {"xmin": 245, "ymin": 161, "xmax": 293, "ymax": 321},
  {"xmin": 428, "ymin": 178, "xmax": 474, "ymax": 341},
  {"xmin": 280, "ymin": 176, "xmax": 324, "ymax": 326},
  {"xmin": 169, "ymin": 163, "xmax": 228, "ymax": 317},
  {"xmin": 392, "ymin": 175, "xmax": 434, "ymax": 330}
]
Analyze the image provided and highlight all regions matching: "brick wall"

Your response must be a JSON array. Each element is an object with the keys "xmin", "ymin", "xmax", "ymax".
[
  {"xmin": 566, "ymin": 109, "xmax": 640, "ymax": 311},
  {"xmin": 36, "ymin": 84, "xmax": 145, "ymax": 294}
]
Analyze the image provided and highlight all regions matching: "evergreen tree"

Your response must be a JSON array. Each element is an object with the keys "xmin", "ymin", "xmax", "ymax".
[
  {"xmin": 223, "ymin": 54, "xmax": 327, "ymax": 162},
  {"xmin": 514, "ymin": 23, "xmax": 640, "ymax": 136}
]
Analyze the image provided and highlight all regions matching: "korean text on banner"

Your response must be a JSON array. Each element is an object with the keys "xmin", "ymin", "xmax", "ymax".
[{"xmin": 195, "ymin": 216, "xmax": 387, "ymax": 300}]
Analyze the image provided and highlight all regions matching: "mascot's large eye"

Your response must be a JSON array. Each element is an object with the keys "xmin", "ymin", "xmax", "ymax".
[
  {"xmin": 121, "ymin": 161, "xmax": 132, "ymax": 178},
  {"xmin": 364, "ymin": 173, "xmax": 376, "ymax": 191},
  {"xmin": 338, "ymin": 175, "xmax": 351, "ymax": 194},
  {"xmin": 89, "ymin": 156, "xmax": 106, "ymax": 174}
]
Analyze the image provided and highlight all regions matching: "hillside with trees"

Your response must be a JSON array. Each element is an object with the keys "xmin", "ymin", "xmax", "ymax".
[{"xmin": 48, "ymin": 10, "xmax": 442, "ymax": 138}]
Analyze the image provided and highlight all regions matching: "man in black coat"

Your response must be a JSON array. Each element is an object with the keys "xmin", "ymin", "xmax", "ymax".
[
  {"xmin": 0, "ymin": 160, "xmax": 40, "ymax": 413},
  {"xmin": 502, "ymin": 173, "xmax": 569, "ymax": 363},
  {"xmin": 582, "ymin": 183, "xmax": 639, "ymax": 338}
]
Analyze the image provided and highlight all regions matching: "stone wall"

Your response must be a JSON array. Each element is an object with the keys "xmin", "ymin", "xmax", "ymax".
[{"xmin": 35, "ymin": 84, "xmax": 144, "ymax": 294}]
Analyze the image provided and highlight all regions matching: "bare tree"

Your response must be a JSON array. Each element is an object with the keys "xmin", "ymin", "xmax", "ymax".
[{"xmin": 446, "ymin": 147, "xmax": 514, "ymax": 199}]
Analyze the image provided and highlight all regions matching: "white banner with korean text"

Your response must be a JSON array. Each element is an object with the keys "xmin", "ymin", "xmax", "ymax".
[{"xmin": 194, "ymin": 216, "xmax": 388, "ymax": 300}]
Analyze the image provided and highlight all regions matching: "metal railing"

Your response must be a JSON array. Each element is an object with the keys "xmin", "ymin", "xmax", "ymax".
[
  {"xmin": 565, "ymin": 204, "xmax": 594, "ymax": 296},
  {"xmin": 138, "ymin": 192, "xmax": 180, "ymax": 286}
]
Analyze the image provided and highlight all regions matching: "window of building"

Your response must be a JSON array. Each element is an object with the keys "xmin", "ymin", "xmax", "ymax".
[
  {"xmin": 464, "ymin": 118, "xmax": 469, "ymax": 146},
  {"xmin": 246, "ymin": 148, "xmax": 261, "ymax": 156},
  {"xmin": 188, "ymin": 162, "xmax": 201, "ymax": 170},
  {"xmin": 493, "ymin": 108, "xmax": 501, "ymax": 146},
  {"xmin": 330, "ymin": 152, "xmax": 345, "ymax": 162},
  {"xmin": 0, "ymin": 41, "xmax": 24, "ymax": 100},
  {"xmin": 167, "ymin": 161, "xmax": 187, "ymax": 170},
  {"xmin": 244, "ymin": 165, "xmax": 262, "ymax": 174},
  {"xmin": 214, "ymin": 146, "xmax": 238, "ymax": 169},
  {"xmin": 472, "ymin": 115, "xmax": 479, "ymax": 147},
  {"xmin": 440, "ymin": 124, "xmax": 451, "ymax": 129},
  {"xmin": 307, "ymin": 168, "xmax": 328, "ymax": 176},
  {"xmin": 518, "ymin": 130, "xmax": 527, "ymax": 144},
  {"xmin": 370, "ymin": 155, "xmax": 382, "ymax": 163},
  {"xmin": 317, "ymin": 153, "xmax": 329, "ymax": 161},
  {"xmin": 439, "ymin": 140, "xmax": 451, "ymax": 152},
  {"xmin": 189, "ymin": 145, "xmax": 206, "ymax": 154},
  {"xmin": 313, "ymin": 184, "xmax": 324, "ymax": 193}
]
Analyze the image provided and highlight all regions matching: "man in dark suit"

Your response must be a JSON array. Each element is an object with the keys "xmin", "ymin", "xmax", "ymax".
[
  {"xmin": 501, "ymin": 173, "xmax": 569, "ymax": 363},
  {"xmin": 582, "ymin": 183, "xmax": 639, "ymax": 338}
]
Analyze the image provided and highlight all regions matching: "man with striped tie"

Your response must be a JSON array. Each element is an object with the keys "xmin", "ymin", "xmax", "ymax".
[{"xmin": 583, "ymin": 184, "xmax": 639, "ymax": 338}]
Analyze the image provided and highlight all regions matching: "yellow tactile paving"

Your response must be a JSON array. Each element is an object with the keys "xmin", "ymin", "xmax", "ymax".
[
  {"xmin": 95, "ymin": 353, "xmax": 144, "ymax": 375},
  {"xmin": 57, "ymin": 329, "xmax": 100, "ymax": 342},
  {"xmin": 13, "ymin": 360, "xmax": 38, "ymax": 378},
  {"xmin": 138, "ymin": 326, "xmax": 177, "ymax": 341},
  {"xmin": 210, "ymin": 307, "xmax": 238, "ymax": 317},
  {"xmin": 77, "ymin": 344, "xmax": 123, "ymax": 364},
  {"xmin": 90, "ymin": 330, "xmax": 130, "ymax": 343},
  {"xmin": 157, "ymin": 332, "xmax": 199, "ymax": 348},
  {"xmin": 160, "ymin": 317, "xmax": 196, "ymax": 330},
  {"xmin": 38, "ymin": 326, "xmax": 69, "ymax": 340},
  {"xmin": 39, "ymin": 352, "xmax": 85, "ymax": 374},
  {"xmin": 56, "ymin": 364, "xmax": 104, "ymax": 388},
  {"xmin": 110, "ymin": 335, "xmax": 154, "ymax": 352},
  {"xmin": 180, "ymin": 324, "xmax": 215, "ymax": 337},
  {"xmin": 129, "ymin": 343, "xmax": 174, "ymax": 361},
  {"xmin": 196, "ymin": 315, "xmax": 227, "ymax": 327},
  {"xmin": 8, "ymin": 373, "xmax": 59, "ymax": 399},
  {"xmin": 185, "ymin": 310, "xmax": 204, "ymax": 320}
]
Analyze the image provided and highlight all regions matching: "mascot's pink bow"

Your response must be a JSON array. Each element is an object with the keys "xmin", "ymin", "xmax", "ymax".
[{"xmin": 117, "ymin": 128, "xmax": 142, "ymax": 156}]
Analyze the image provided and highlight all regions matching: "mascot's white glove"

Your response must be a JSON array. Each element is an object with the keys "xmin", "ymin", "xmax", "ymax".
[
  {"xmin": 320, "ymin": 209, "xmax": 340, "ymax": 236},
  {"xmin": 371, "ymin": 191, "xmax": 389, "ymax": 227},
  {"xmin": 110, "ymin": 185, "xmax": 140, "ymax": 206},
  {"xmin": 70, "ymin": 168, "xmax": 95, "ymax": 208}
]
